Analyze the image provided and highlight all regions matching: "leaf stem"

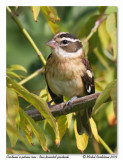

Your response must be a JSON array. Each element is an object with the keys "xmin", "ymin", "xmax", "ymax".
[
  {"xmin": 98, "ymin": 135, "xmax": 113, "ymax": 154},
  {"xmin": 6, "ymin": 6, "xmax": 46, "ymax": 66},
  {"xmin": 85, "ymin": 10, "xmax": 107, "ymax": 42},
  {"xmin": 19, "ymin": 67, "xmax": 45, "ymax": 85}
]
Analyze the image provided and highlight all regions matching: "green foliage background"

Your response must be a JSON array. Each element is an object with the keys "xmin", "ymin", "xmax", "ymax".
[{"xmin": 6, "ymin": 6, "xmax": 117, "ymax": 154}]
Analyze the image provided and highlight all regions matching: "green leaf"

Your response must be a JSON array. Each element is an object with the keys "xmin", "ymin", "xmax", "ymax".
[
  {"xmin": 7, "ymin": 64, "xmax": 27, "ymax": 73},
  {"xmin": 79, "ymin": 15, "xmax": 99, "ymax": 51},
  {"xmin": 19, "ymin": 108, "xmax": 48, "ymax": 151},
  {"xmin": 6, "ymin": 72, "xmax": 21, "ymax": 80},
  {"xmin": 105, "ymin": 6, "xmax": 117, "ymax": 15},
  {"xmin": 31, "ymin": 6, "xmax": 41, "ymax": 22},
  {"xmin": 110, "ymin": 82, "xmax": 117, "ymax": 117},
  {"xmin": 81, "ymin": 38, "xmax": 89, "ymax": 56},
  {"xmin": 98, "ymin": 6, "xmax": 107, "ymax": 14},
  {"xmin": 90, "ymin": 118, "xmax": 99, "ymax": 142},
  {"xmin": 7, "ymin": 77, "xmax": 60, "ymax": 145},
  {"xmin": 74, "ymin": 120, "xmax": 88, "ymax": 152},
  {"xmin": 40, "ymin": 7, "xmax": 60, "ymax": 34},
  {"xmin": 6, "ymin": 87, "xmax": 20, "ymax": 147},
  {"xmin": 93, "ymin": 79, "xmax": 117, "ymax": 115},
  {"xmin": 7, "ymin": 122, "xmax": 29, "ymax": 147},
  {"xmin": 106, "ymin": 13, "xmax": 117, "ymax": 60},
  {"xmin": 98, "ymin": 20, "xmax": 111, "ymax": 50},
  {"xmin": 19, "ymin": 113, "xmax": 32, "ymax": 145}
]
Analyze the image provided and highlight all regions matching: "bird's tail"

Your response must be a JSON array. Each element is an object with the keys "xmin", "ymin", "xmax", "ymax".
[{"xmin": 76, "ymin": 108, "xmax": 92, "ymax": 137}]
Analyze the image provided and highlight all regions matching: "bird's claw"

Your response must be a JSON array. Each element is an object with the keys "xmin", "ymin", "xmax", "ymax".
[{"xmin": 66, "ymin": 96, "xmax": 78, "ymax": 110}]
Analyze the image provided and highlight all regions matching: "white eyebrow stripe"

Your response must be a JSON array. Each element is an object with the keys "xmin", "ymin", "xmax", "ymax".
[
  {"xmin": 55, "ymin": 32, "xmax": 69, "ymax": 37},
  {"xmin": 60, "ymin": 37, "xmax": 81, "ymax": 42}
]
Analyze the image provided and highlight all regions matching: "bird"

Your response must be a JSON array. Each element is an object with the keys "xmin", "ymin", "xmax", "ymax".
[{"xmin": 45, "ymin": 32, "xmax": 95, "ymax": 137}]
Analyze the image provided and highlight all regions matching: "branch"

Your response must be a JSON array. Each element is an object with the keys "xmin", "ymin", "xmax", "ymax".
[
  {"xmin": 26, "ymin": 92, "xmax": 108, "ymax": 121},
  {"xmin": 6, "ymin": 6, "xmax": 46, "ymax": 65}
]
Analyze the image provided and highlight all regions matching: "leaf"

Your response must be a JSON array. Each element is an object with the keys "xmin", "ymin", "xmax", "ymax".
[
  {"xmin": 19, "ymin": 113, "xmax": 32, "ymax": 145},
  {"xmin": 110, "ymin": 82, "xmax": 117, "ymax": 117},
  {"xmin": 7, "ymin": 122, "xmax": 29, "ymax": 147},
  {"xmin": 7, "ymin": 64, "xmax": 27, "ymax": 73},
  {"xmin": 94, "ymin": 47, "xmax": 110, "ymax": 71},
  {"xmin": 19, "ymin": 108, "xmax": 48, "ymax": 151},
  {"xmin": 31, "ymin": 6, "xmax": 41, "ymax": 22},
  {"xmin": 6, "ymin": 87, "xmax": 20, "ymax": 147},
  {"xmin": 106, "ymin": 13, "xmax": 117, "ymax": 60},
  {"xmin": 105, "ymin": 102, "xmax": 116, "ymax": 126},
  {"xmin": 98, "ymin": 6, "xmax": 107, "ymax": 14},
  {"xmin": 56, "ymin": 115, "xmax": 68, "ymax": 141},
  {"xmin": 105, "ymin": 6, "xmax": 117, "ymax": 15},
  {"xmin": 81, "ymin": 38, "xmax": 89, "ymax": 56},
  {"xmin": 98, "ymin": 20, "xmax": 111, "ymax": 50},
  {"xmin": 74, "ymin": 120, "xmax": 88, "ymax": 152},
  {"xmin": 7, "ymin": 148, "xmax": 30, "ymax": 154},
  {"xmin": 90, "ymin": 118, "xmax": 99, "ymax": 142},
  {"xmin": 6, "ymin": 72, "xmax": 21, "ymax": 80},
  {"xmin": 66, "ymin": 113, "xmax": 73, "ymax": 128},
  {"xmin": 40, "ymin": 89, "xmax": 48, "ymax": 102},
  {"xmin": 7, "ymin": 77, "xmax": 60, "ymax": 145},
  {"xmin": 95, "ymin": 81, "xmax": 104, "ymax": 91},
  {"xmin": 93, "ymin": 79, "xmax": 117, "ymax": 115},
  {"xmin": 79, "ymin": 15, "xmax": 99, "ymax": 51},
  {"xmin": 40, "ymin": 7, "xmax": 60, "ymax": 34}
]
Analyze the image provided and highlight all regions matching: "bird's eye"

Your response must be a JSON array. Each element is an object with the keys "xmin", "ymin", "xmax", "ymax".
[{"xmin": 62, "ymin": 40, "xmax": 68, "ymax": 44}]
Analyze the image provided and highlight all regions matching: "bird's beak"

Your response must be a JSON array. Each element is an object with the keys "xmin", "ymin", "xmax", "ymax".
[{"xmin": 46, "ymin": 39, "xmax": 57, "ymax": 49}]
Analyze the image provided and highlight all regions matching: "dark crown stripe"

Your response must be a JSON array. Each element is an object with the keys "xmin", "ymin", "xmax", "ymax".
[{"xmin": 59, "ymin": 33, "xmax": 77, "ymax": 40}]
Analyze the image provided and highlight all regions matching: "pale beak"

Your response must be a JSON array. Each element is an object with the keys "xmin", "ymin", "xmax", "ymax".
[{"xmin": 46, "ymin": 39, "xmax": 57, "ymax": 49}]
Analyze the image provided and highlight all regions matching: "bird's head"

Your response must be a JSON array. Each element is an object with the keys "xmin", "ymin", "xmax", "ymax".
[{"xmin": 46, "ymin": 32, "xmax": 85, "ymax": 59}]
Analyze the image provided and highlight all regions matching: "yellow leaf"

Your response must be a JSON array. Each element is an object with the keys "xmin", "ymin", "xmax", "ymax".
[
  {"xmin": 40, "ymin": 89, "xmax": 48, "ymax": 102},
  {"xmin": 90, "ymin": 118, "xmax": 99, "ymax": 142},
  {"xmin": 57, "ymin": 115, "xmax": 68, "ymax": 141},
  {"xmin": 98, "ymin": 20, "xmax": 111, "ymax": 50},
  {"xmin": 74, "ymin": 120, "xmax": 88, "ymax": 152},
  {"xmin": 7, "ymin": 77, "xmax": 60, "ymax": 146},
  {"xmin": 19, "ymin": 108, "xmax": 48, "ymax": 151},
  {"xmin": 6, "ymin": 87, "xmax": 20, "ymax": 147},
  {"xmin": 40, "ymin": 7, "xmax": 60, "ymax": 34},
  {"xmin": 31, "ymin": 6, "xmax": 40, "ymax": 22}
]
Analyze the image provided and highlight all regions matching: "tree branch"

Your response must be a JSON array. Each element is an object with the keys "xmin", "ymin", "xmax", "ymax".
[{"xmin": 26, "ymin": 92, "xmax": 109, "ymax": 121}]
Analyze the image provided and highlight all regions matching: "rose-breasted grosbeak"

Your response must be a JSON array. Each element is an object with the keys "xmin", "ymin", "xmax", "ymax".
[{"xmin": 45, "ymin": 32, "xmax": 95, "ymax": 137}]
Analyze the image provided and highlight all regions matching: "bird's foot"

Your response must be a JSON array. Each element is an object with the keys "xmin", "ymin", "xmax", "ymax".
[{"xmin": 67, "ymin": 96, "xmax": 78, "ymax": 110}]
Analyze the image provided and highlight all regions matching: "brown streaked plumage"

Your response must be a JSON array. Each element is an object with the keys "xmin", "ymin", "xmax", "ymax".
[{"xmin": 45, "ymin": 32, "xmax": 95, "ymax": 137}]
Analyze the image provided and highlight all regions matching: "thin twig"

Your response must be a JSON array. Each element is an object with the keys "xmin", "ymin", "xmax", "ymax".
[
  {"xmin": 98, "ymin": 135, "xmax": 113, "ymax": 154},
  {"xmin": 26, "ymin": 92, "xmax": 107, "ymax": 121},
  {"xmin": 19, "ymin": 67, "xmax": 45, "ymax": 85},
  {"xmin": 6, "ymin": 6, "xmax": 46, "ymax": 66}
]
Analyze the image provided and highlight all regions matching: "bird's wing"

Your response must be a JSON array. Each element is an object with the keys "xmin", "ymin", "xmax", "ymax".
[
  {"xmin": 45, "ymin": 54, "xmax": 63, "ymax": 104},
  {"xmin": 76, "ymin": 57, "xmax": 95, "ymax": 136},
  {"xmin": 82, "ymin": 58, "xmax": 95, "ymax": 95}
]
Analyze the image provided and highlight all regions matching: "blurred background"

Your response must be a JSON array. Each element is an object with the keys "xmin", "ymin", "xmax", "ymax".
[{"xmin": 6, "ymin": 6, "xmax": 117, "ymax": 154}]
